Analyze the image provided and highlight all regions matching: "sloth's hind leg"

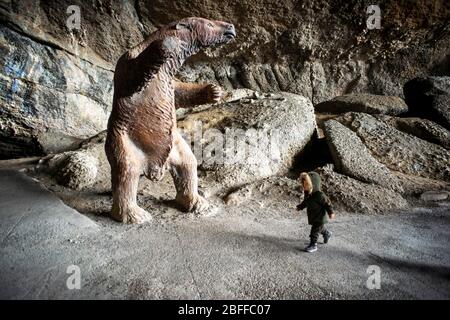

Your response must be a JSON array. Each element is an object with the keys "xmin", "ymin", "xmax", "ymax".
[
  {"xmin": 107, "ymin": 134, "xmax": 152, "ymax": 224},
  {"xmin": 168, "ymin": 131, "xmax": 208, "ymax": 212}
]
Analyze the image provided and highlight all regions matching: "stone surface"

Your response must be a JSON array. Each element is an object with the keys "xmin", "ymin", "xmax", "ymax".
[
  {"xmin": 420, "ymin": 191, "xmax": 449, "ymax": 202},
  {"xmin": 404, "ymin": 76, "xmax": 450, "ymax": 129},
  {"xmin": 323, "ymin": 120, "xmax": 401, "ymax": 191},
  {"xmin": 316, "ymin": 165, "xmax": 408, "ymax": 214},
  {"xmin": 1, "ymin": 1, "xmax": 449, "ymax": 158},
  {"xmin": 339, "ymin": 113, "xmax": 450, "ymax": 182},
  {"xmin": 178, "ymin": 91, "xmax": 317, "ymax": 188},
  {"xmin": 390, "ymin": 171, "xmax": 450, "ymax": 197},
  {"xmin": 376, "ymin": 116, "xmax": 450, "ymax": 150},
  {"xmin": 0, "ymin": 26, "xmax": 113, "ymax": 159},
  {"xmin": 315, "ymin": 94, "xmax": 408, "ymax": 115},
  {"xmin": 45, "ymin": 131, "xmax": 110, "ymax": 191},
  {"xmin": 49, "ymin": 152, "xmax": 99, "ymax": 191},
  {"xmin": 2, "ymin": 169, "xmax": 450, "ymax": 299}
]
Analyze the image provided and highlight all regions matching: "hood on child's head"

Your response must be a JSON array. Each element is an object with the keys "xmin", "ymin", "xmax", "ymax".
[{"xmin": 300, "ymin": 171, "xmax": 322, "ymax": 193}]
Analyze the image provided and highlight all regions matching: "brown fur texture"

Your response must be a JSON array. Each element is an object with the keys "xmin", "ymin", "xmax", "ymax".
[{"xmin": 105, "ymin": 17, "xmax": 235, "ymax": 223}]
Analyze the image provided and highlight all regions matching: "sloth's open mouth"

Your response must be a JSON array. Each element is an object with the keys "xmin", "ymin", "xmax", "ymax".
[
  {"xmin": 207, "ymin": 30, "xmax": 236, "ymax": 48},
  {"xmin": 223, "ymin": 30, "xmax": 236, "ymax": 40}
]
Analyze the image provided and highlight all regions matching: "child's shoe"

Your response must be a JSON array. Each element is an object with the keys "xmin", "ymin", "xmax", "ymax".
[
  {"xmin": 305, "ymin": 242, "xmax": 317, "ymax": 253},
  {"xmin": 323, "ymin": 231, "xmax": 332, "ymax": 244}
]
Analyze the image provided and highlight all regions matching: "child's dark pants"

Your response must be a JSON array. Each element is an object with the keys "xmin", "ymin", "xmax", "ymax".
[{"xmin": 310, "ymin": 224, "xmax": 329, "ymax": 243}]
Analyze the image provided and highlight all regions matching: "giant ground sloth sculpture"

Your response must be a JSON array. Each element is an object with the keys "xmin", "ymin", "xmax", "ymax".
[{"xmin": 105, "ymin": 17, "xmax": 236, "ymax": 223}]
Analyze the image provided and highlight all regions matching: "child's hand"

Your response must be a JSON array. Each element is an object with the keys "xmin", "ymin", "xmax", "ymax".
[
  {"xmin": 328, "ymin": 213, "xmax": 335, "ymax": 220},
  {"xmin": 296, "ymin": 204, "xmax": 302, "ymax": 211}
]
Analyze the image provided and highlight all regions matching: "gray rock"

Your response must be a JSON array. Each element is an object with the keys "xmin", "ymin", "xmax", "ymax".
[
  {"xmin": 0, "ymin": 26, "xmax": 113, "ymax": 158},
  {"xmin": 343, "ymin": 113, "xmax": 450, "ymax": 182},
  {"xmin": 44, "ymin": 131, "xmax": 110, "ymax": 191},
  {"xmin": 420, "ymin": 191, "xmax": 449, "ymax": 202},
  {"xmin": 224, "ymin": 186, "xmax": 253, "ymax": 206},
  {"xmin": 323, "ymin": 120, "xmax": 402, "ymax": 191},
  {"xmin": 433, "ymin": 94, "xmax": 450, "ymax": 129},
  {"xmin": 404, "ymin": 76, "xmax": 450, "ymax": 129},
  {"xmin": 0, "ymin": 0, "xmax": 146, "ymax": 67},
  {"xmin": 178, "ymin": 91, "xmax": 317, "ymax": 188},
  {"xmin": 315, "ymin": 94, "xmax": 408, "ymax": 115},
  {"xmin": 390, "ymin": 171, "xmax": 450, "ymax": 197},
  {"xmin": 49, "ymin": 152, "xmax": 99, "ymax": 191},
  {"xmin": 37, "ymin": 131, "xmax": 84, "ymax": 154},
  {"xmin": 316, "ymin": 165, "xmax": 408, "ymax": 214},
  {"xmin": 376, "ymin": 116, "xmax": 450, "ymax": 150}
]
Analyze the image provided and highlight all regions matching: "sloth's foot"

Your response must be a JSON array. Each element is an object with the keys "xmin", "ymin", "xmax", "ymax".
[
  {"xmin": 192, "ymin": 195, "xmax": 217, "ymax": 217},
  {"xmin": 111, "ymin": 205, "xmax": 152, "ymax": 224}
]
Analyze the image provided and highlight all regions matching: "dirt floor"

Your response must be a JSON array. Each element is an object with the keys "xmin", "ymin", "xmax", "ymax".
[{"xmin": 0, "ymin": 169, "xmax": 449, "ymax": 299}]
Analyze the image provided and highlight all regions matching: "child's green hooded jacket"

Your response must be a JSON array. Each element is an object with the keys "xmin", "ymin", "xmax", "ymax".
[{"xmin": 297, "ymin": 172, "xmax": 334, "ymax": 225}]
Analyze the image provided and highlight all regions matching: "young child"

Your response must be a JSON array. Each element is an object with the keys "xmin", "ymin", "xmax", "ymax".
[{"xmin": 296, "ymin": 172, "xmax": 335, "ymax": 253}]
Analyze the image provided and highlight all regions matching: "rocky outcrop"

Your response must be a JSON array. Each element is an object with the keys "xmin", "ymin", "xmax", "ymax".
[
  {"xmin": 404, "ymin": 76, "xmax": 450, "ymax": 130},
  {"xmin": 339, "ymin": 113, "xmax": 450, "ymax": 182},
  {"xmin": 316, "ymin": 165, "xmax": 408, "ymax": 214},
  {"xmin": 1, "ymin": 0, "xmax": 449, "ymax": 158},
  {"xmin": 0, "ymin": 26, "xmax": 113, "ymax": 158},
  {"xmin": 323, "ymin": 120, "xmax": 401, "ymax": 191},
  {"xmin": 376, "ymin": 116, "xmax": 450, "ymax": 150},
  {"xmin": 315, "ymin": 94, "xmax": 408, "ymax": 115}
]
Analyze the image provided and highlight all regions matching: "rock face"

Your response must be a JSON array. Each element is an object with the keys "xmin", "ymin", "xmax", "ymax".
[
  {"xmin": 1, "ymin": 1, "xmax": 449, "ymax": 158},
  {"xmin": 341, "ymin": 113, "xmax": 450, "ymax": 182},
  {"xmin": 316, "ymin": 165, "xmax": 408, "ymax": 214},
  {"xmin": 320, "ymin": 112, "xmax": 450, "ymax": 201},
  {"xmin": 323, "ymin": 120, "xmax": 401, "ymax": 191},
  {"xmin": 179, "ymin": 91, "xmax": 317, "ymax": 188},
  {"xmin": 376, "ymin": 116, "xmax": 450, "ymax": 150},
  {"xmin": 404, "ymin": 76, "xmax": 450, "ymax": 130},
  {"xmin": 0, "ymin": 26, "xmax": 113, "ymax": 159},
  {"xmin": 315, "ymin": 94, "xmax": 408, "ymax": 115}
]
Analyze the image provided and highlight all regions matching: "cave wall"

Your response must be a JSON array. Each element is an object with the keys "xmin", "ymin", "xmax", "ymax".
[{"xmin": 0, "ymin": 0, "xmax": 449, "ymax": 158}]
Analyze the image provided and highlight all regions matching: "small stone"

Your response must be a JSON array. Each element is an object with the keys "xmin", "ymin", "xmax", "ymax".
[
  {"xmin": 420, "ymin": 191, "xmax": 449, "ymax": 202},
  {"xmin": 50, "ymin": 151, "xmax": 99, "ymax": 190}
]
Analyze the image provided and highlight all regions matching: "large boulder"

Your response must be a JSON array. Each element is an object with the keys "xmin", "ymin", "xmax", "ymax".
[
  {"xmin": 323, "ymin": 119, "xmax": 402, "ymax": 191},
  {"xmin": 179, "ymin": 90, "xmax": 317, "ymax": 188},
  {"xmin": 404, "ymin": 76, "xmax": 450, "ymax": 129},
  {"xmin": 314, "ymin": 94, "xmax": 408, "ymax": 115},
  {"xmin": 340, "ymin": 113, "xmax": 450, "ymax": 182},
  {"xmin": 0, "ymin": 26, "xmax": 113, "ymax": 158}
]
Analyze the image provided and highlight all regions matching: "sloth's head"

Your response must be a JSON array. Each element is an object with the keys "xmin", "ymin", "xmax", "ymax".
[{"xmin": 168, "ymin": 17, "xmax": 236, "ymax": 49}]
